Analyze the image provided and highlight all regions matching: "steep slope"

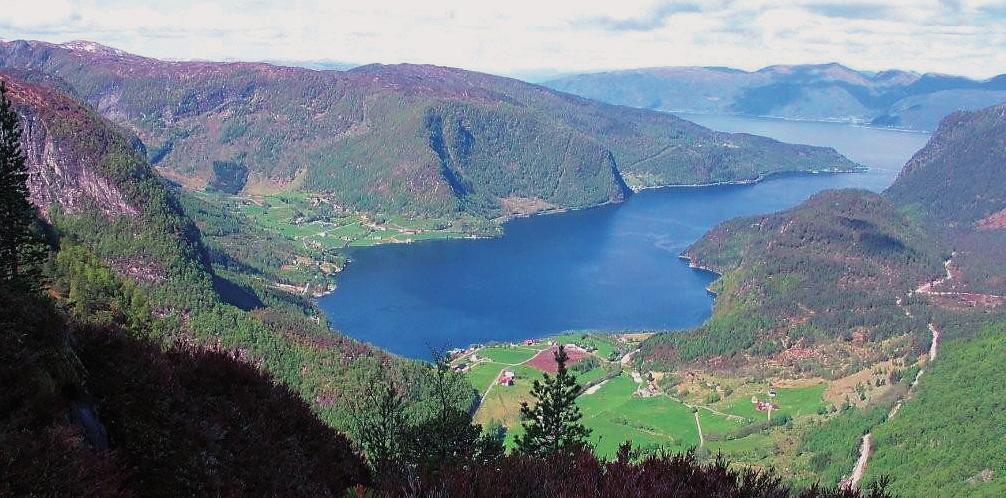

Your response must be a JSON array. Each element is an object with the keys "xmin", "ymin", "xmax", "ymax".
[
  {"xmin": 547, "ymin": 64, "xmax": 1006, "ymax": 131},
  {"xmin": 642, "ymin": 190, "xmax": 942, "ymax": 376},
  {"xmin": 0, "ymin": 71, "xmax": 375, "ymax": 490},
  {"xmin": 886, "ymin": 103, "xmax": 1006, "ymax": 295},
  {"xmin": 0, "ymin": 40, "xmax": 857, "ymax": 216},
  {"xmin": 862, "ymin": 322, "xmax": 1006, "ymax": 497},
  {"xmin": 0, "ymin": 70, "xmax": 421, "ymax": 439},
  {"xmin": 0, "ymin": 282, "xmax": 369, "ymax": 497},
  {"xmin": 886, "ymin": 104, "xmax": 1006, "ymax": 228},
  {"xmin": 642, "ymin": 102, "xmax": 1006, "ymax": 374},
  {"xmin": 2, "ymin": 70, "xmax": 217, "ymax": 308}
]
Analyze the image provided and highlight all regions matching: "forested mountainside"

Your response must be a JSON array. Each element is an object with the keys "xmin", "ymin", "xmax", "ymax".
[
  {"xmin": 647, "ymin": 190, "xmax": 944, "ymax": 376},
  {"xmin": 861, "ymin": 321, "xmax": 1006, "ymax": 497},
  {"xmin": 0, "ymin": 285, "xmax": 368, "ymax": 496},
  {"xmin": 887, "ymin": 103, "xmax": 1006, "ymax": 228},
  {"xmin": 0, "ymin": 73, "xmax": 370, "ymax": 495},
  {"xmin": 885, "ymin": 103, "xmax": 1006, "ymax": 294},
  {"xmin": 0, "ymin": 40, "xmax": 856, "ymax": 216},
  {"xmin": 0, "ymin": 70, "xmax": 423, "ymax": 443},
  {"xmin": 546, "ymin": 64, "xmax": 1006, "ymax": 131},
  {"xmin": 637, "ymin": 103, "xmax": 1006, "ymax": 496},
  {"xmin": 644, "ymin": 102, "xmax": 1006, "ymax": 374}
]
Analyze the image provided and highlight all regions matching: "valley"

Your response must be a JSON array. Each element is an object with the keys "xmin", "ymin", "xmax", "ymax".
[
  {"xmin": 2, "ymin": 26, "xmax": 1004, "ymax": 497},
  {"xmin": 453, "ymin": 334, "xmax": 829, "ymax": 461},
  {"xmin": 320, "ymin": 114, "xmax": 929, "ymax": 358}
]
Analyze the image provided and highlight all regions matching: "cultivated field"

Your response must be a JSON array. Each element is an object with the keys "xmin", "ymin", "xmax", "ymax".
[{"xmin": 456, "ymin": 333, "xmax": 831, "ymax": 460}]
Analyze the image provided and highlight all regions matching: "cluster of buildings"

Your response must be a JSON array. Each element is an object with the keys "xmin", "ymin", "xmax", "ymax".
[
  {"xmin": 751, "ymin": 389, "xmax": 778, "ymax": 411},
  {"xmin": 498, "ymin": 370, "xmax": 516, "ymax": 386}
]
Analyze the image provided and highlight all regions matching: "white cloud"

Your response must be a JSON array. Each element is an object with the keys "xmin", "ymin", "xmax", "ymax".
[{"xmin": 1, "ymin": 0, "xmax": 1004, "ymax": 79}]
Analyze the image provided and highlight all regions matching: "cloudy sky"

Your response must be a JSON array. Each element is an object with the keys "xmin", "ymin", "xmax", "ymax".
[{"xmin": 2, "ymin": 0, "xmax": 1005, "ymax": 79}]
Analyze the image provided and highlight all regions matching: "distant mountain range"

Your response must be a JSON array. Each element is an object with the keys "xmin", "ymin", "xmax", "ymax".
[
  {"xmin": 0, "ymin": 40, "xmax": 856, "ymax": 218},
  {"xmin": 546, "ymin": 63, "xmax": 1006, "ymax": 131}
]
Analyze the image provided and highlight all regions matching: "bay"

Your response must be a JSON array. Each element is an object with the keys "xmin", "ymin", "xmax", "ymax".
[{"xmin": 319, "ymin": 115, "xmax": 931, "ymax": 358}]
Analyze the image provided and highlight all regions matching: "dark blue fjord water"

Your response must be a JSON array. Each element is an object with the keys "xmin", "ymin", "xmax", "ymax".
[{"xmin": 320, "ymin": 115, "xmax": 931, "ymax": 358}]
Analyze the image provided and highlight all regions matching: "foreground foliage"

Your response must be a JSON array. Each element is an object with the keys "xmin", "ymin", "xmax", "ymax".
[{"xmin": 376, "ymin": 447, "xmax": 892, "ymax": 498}]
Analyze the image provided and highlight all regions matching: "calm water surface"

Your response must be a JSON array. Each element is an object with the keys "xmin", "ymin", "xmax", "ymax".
[{"xmin": 320, "ymin": 115, "xmax": 931, "ymax": 358}]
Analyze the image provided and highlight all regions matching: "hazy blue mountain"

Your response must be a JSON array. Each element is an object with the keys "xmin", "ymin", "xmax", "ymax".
[{"xmin": 546, "ymin": 64, "xmax": 1006, "ymax": 131}]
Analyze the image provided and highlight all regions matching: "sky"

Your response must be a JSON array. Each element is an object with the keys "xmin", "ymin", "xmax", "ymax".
[{"xmin": 2, "ymin": 0, "xmax": 1006, "ymax": 80}]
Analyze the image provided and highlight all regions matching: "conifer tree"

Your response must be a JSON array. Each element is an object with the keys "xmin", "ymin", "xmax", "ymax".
[
  {"xmin": 0, "ymin": 80, "xmax": 42, "ymax": 286},
  {"xmin": 515, "ymin": 345, "xmax": 591, "ymax": 457}
]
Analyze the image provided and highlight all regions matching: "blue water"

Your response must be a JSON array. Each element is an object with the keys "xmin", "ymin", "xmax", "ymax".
[{"xmin": 320, "ymin": 115, "xmax": 931, "ymax": 358}]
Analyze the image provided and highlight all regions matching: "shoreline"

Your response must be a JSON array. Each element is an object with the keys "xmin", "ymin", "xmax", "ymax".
[
  {"xmin": 314, "ymin": 167, "xmax": 858, "ymax": 301},
  {"xmin": 678, "ymin": 254, "xmax": 723, "ymax": 298},
  {"xmin": 629, "ymin": 167, "xmax": 868, "ymax": 193},
  {"xmin": 669, "ymin": 110, "xmax": 933, "ymax": 134}
]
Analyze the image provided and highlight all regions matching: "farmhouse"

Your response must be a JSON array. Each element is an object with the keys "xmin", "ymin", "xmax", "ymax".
[{"xmin": 499, "ymin": 370, "xmax": 515, "ymax": 386}]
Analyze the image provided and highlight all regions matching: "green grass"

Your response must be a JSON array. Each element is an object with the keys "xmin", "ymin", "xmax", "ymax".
[
  {"xmin": 575, "ymin": 366, "xmax": 609, "ymax": 385},
  {"xmin": 466, "ymin": 362, "xmax": 507, "ymax": 392},
  {"xmin": 576, "ymin": 374, "xmax": 745, "ymax": 457},
  {"xmin": 478, "ymin": 345, "xmax": 539, "ymax": 365},
  {"xmin": 550, "ymin": 333, "xmax": 620, "ymax": 359},
  {"xmin": 721, "ymin": 383, "xmax": 826, "ymax": 421},
  {"xmin": 706, "ymin": 432, "xmax": 775, "ymax": 460}
]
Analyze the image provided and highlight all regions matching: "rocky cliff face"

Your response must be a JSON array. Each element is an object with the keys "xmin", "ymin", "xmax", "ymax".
[
  {"xmin": 2, "ymin": 74, "xmax": 138, "ymax": 220},
  {"xmin": 2, "ymin": 71, "xmax": 214, "ymax": 293}
]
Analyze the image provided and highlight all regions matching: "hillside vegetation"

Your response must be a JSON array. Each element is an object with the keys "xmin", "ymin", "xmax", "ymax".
[
  {"xmin": 632, "ymin": 101, "xmax": 1006, "ymax": 498},
  {"xmin": 0, "ymin": 40, "xmax": 857, "ymax": 218},
  {"xmin": 886, "ymin": 103, "xmax": 1006, "ymax": 294},
  {"xmin": 642, "ymin": 189, "xmax": 942, "ymax": 376},
  {"xmin": 863, "ymin": 322, "xmax": 1006, "ymax": 497},
  {"xmin": 0, "ymin": 70, "xmax": 437, "ymax": 441},
  {"xmin": 643, "ymin": 101, "xmax": 1006, "ymax": 373}
]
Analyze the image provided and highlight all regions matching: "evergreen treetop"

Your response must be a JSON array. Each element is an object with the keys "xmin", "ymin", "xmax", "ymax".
[
  {"xmin": 516, "ymin": 345, "xmax": 592, "ymax": 457},
  {"xmin": 0, "ymin": 80, "xmax": 43, "ymax": 287}
]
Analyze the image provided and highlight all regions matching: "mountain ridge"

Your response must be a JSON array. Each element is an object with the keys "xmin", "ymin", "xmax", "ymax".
[
  {"xmin": 546, "ymin": 64, "xmax": 1006, "ymax": 131},
  {"xmin": 0, "ymin": 39, "xmax": 858, "ymax": 218}
]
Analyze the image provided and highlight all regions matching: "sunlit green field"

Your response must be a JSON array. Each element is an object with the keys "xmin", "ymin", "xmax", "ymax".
[
  {"xmin": 719, "ymin": 383, "xmax": 827, "ymax": 421},
  {"xmin": 477, "ymin": 345, "xmax": 540, "ymax": 365},
  {"xmin": 458, "ymin": 334, "xmax": 829, "ymax": 462},
  {"xmin": 199, "ymin": 191, "xmax": 487, "ymax": 257}
]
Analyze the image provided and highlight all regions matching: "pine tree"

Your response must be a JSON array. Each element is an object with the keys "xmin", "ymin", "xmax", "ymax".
[
  {"xmin": 0, "ymin": 80, "xmax": 42, "ymax": 286},
  {"xmin": 515, "ymin": 345, "xmax": 592, "ymax": 457}
]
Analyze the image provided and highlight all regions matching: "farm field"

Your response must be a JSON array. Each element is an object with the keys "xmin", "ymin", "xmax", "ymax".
[
  {"xmin": 718, "ymin": 383, "xmax": 828, "ymax": 421},
  {"xmin": 457, "ymin": 333, "xmax": 834, "ymax": 462},
  {"xmin": 197, "ymin": 190, "xmax": 492, "ymax": 257}
]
